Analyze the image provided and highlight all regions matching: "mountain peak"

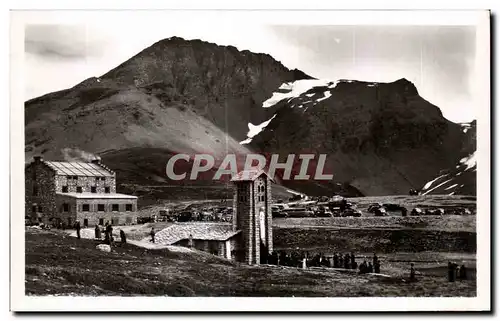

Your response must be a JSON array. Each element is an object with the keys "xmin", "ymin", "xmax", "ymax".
[{"xmin": 391, "ymin": 78, "xmax": 419, "ymax": 95}]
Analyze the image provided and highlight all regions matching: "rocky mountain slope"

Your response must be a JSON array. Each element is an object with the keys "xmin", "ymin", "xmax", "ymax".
[
  {"xmin": 419, "ymin": 120, "xmax": 476, "ymax": 196},
  {"xmin": 246, "ymin": 78, "xmax": 474, "ymax": 196},
  {"xmin": 24, "ymin": 37, "xmax": 476, "ymax": 200}
]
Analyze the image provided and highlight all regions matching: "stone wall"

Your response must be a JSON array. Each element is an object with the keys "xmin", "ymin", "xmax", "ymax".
[
  {"xmin": 55, "ymin": 194, "xmax": 137, "ymax": 227},
  {"xmin": 25, "ymin": 161, "xmax": 56, "ymax": 224},
  {"xmin": 55, "ymin": 174, "xmax": 116, "ymax": 194},
  {"xmin": 175, "ymin": 239, "xmax": 227, "ymax": 258}
]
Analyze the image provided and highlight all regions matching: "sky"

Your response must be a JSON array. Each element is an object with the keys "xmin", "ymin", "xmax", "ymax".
[{"xmin": 24, "ymin": 22, "xmax": 477, "ymax": 123}]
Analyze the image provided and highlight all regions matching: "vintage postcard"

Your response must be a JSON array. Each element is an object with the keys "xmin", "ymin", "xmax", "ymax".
[{"xmin": 10, "ymin": 9, "xmax": 491, "ymax": 312}]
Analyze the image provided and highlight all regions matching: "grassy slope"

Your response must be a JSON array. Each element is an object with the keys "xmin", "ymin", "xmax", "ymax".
[{"xmin": 26, "ymin": 230, "xmax": 475, "ymax": 297}]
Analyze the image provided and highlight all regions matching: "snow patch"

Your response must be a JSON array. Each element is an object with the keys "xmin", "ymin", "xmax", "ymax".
[
  {"xmin": 460, "ymin": 122, "xmax": 472, "ymax": 134},
  {"xmin": 459, "ymin": 151, "xmax": 477, "ymax": 170},
  {"xmin": 263, "ymin": 79, "xmax": 335, "ymax": 108},
  {"xmin": 448, "ymin": 192, "xmax": 455, "ymax": 196},
  {"xmin": 422, "ymin": 178, "xmax": 453, "ymax": 195},
  {"xmin": 444, "ymin": 184, "xmax": 458, "ymax": 191},
  {"xmin": 286, "ymin": 189, "xmax": 304, "ymax": 196},
  {"xmin": 239, "ymin": 138, "xmax": 253, "ymax": 145},
  {"xmin": 316, "ymin": 91, "xmax": 332, "ymax": 103},
  {"xmin": 239, "ymin": 114, "xmax": 277, "ymax": 145},
  {"xmin": 422, "ymin": 174, "xmax": 447, "ymax": 190},
  {"xmin": 306, "ymin": 93, "xmax": 315, "ymax": 98}
]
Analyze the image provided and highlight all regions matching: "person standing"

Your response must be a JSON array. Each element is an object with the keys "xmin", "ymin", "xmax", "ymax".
[
  {"xmin": 410, "ymin": 263, "xmax": 416, "ymax": 281},
  {"xmin": 344, "ymin": 254, "xmax": 350, "ymax": 269},
  {"xmin": 150, "ymin": 227, "xmax": 156, "ymax": 243},
  {"xmin": 459, "ymin": 265, "xmax": 467, "ymax": 280},
  {"xmin": 359, "ymin": 260, "xmax": 367, "ymax": 274},
  {"xmin": 350, "ymin": 252, "xmax": 356, "ymax": 270},
  {"xmin": 188, "ymin": 234, "xmax": 194, "ymax": 248},
  {"xmin": 374, "ymin": 260, "xmax": 381, "ymax": 273},
  {"xmin": 75, "ymin": 221, "xmax": 81, "ymax": 240},
  {"xmin": 120, "ymin": 229, "xmax": 127, "ymax": 244},
  {"xmin": 333, "ymin": 253, "xmax": 339, "ymax": 268},
  {"xmin": 108, "ymin": 224, "xmax": 114, "ymax": 247},
  {"xmin": 95, "ymin": 224, "xmax": 101, "ymax": 239},
  {"xmin": 448, "ymin": 261, "xmax": 457, "ymax": 282}
]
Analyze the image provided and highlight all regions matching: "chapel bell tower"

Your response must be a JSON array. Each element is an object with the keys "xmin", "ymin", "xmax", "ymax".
[{"xmin": 231, "ymin": 169, "xmax": 273, "ymax": 265}]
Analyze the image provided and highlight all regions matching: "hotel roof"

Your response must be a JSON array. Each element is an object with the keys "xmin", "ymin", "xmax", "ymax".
[{"xmin": 44, "ymin": 161, "xmax": 114, "ymax": 177}]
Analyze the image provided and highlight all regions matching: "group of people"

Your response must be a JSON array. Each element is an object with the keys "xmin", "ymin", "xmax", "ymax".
[
  {"xmin": 448, "ymin": 262, "xmax": 468, "ymax": 282},
  {"xmin": 264, "ymin": 250, "xmax": 382, "ymax": 274},
  {"xmin": 68, "ymin": 220, "xmax": 127, "ymax": 246}
]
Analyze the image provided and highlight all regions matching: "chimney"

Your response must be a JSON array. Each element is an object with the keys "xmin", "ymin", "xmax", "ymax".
[{"xmin": 33, "ymin": 156, "xmax": 43, "ymax": 164}]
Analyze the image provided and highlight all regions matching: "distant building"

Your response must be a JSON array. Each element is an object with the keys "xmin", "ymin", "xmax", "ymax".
[
  {"xmin": 25, "ymin": 156, "xmax": 138, "ymax": 227},
  {"xmin": 152, "ymin": 168, "xmax": 274, "ymax": 265}
]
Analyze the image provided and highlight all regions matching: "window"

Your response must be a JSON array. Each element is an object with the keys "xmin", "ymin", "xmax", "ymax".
[
  {"xmin": 99, "ymin": 218, "xmax": 104, "ymax": 225},
  {"xmin": 100, "ymin": 177, "xmax": 106, "ymax": 181},
  {"xmin": 112, "ymin": 204, "xmax": 119, "ymax": 212},
  {"xmin": 105, "ymin": 187, "xmax": 110, "ymax": 194},
  {"xmin": 126, "ymin": 204, "xmax": 133, "ymax": 212},
  {"xmin": 63, "ymin": 204, "xmax": 69, "ymax": 212},
  {"xmin": 112, "ymin": 217, "xmax": 119, "ymax": 225},
  {"xmin": 82, "ymin": 204, "xmax": 90, "ymax": 212},
  {"xmin": 97, "ymin": 204, "xmax": 105, "ymax": 212},
  {"xmin": 126, "ymin": 216, "xmax": 132, "ymax": 224},
  {"xmin": 91, "ymin": 186, "xmax": 97, "ymax": 193},
  {"xmin": 66, "ymin": 175, "xmax": 72, "ymax": 180},
  {"xmin": 32, "ymin": 186, "xmax": 38, "ymax": 196},
  {"xmin": 73, "ymin": 176, "xmax": 78, "ymax": 180},
  {"xmin": 76, "ymin": 186, "xmax": 82, "ymax": 193},
  {"xmin": 37, "ymin": 205, "xmax": 43, "ymax": 212},
  {"xmin": 62, "ymin": 186, "xmax": 68, "ymax": 193}
]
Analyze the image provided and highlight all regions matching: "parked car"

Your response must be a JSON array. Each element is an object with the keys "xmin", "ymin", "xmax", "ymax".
[
  {"xmin": 424, "ymin": 208, "xmax": 445, "ymax": 216},
  {"xmin": 176, "ymin": 211, "xmax": 193, "ymax": 222},
  {"xmin": 374, "ymin": 207, "xmax": 388, "ymax": 217},
  {"xmin": 368, "ymin": 203, "xmax": 384, "ymax": 213},
  {"xmin": 342, "ymin": 208, "xmax": 362, "ymax": 217},
  {"xmin": 281, "ymin": 208, "xmax": 315, "ymax": 218},
  {"xmin": 410, "ymin": 208, "xmax": 423, "ymax": 216},
  {"xmin": 272, "ymin": 206, "xmax": 288, "ymax": 218},
  {"xmin": 315, "ymin": 206, "xmax": 333, "ymax": 217}
]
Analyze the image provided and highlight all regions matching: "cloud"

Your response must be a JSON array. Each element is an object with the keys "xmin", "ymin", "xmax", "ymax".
[
  {"xmin": 269, "ymin": 25, "xmax": 476, "ymax": 123},
  {"xmin": 25, "ymin": 24, "xmax": 105, "ymax": 60}
]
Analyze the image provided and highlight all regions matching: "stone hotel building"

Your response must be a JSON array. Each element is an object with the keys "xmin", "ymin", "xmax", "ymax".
[{"xmin": 25, "ymin": 156, "xmax": 138, "ymax": 227}]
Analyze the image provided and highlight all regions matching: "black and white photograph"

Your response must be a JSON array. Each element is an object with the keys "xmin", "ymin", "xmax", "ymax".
[{"xmin": 9, "ymin": 8, "xmax": 491, "ymax": 312}]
